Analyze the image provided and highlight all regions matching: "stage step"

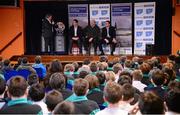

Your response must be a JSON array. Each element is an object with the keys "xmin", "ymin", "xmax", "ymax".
[{"xmin": 10, "ymin": 55, "xmax": 168, "ymax": 64}]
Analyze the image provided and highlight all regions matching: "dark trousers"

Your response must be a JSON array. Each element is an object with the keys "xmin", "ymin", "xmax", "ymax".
[
  {"xmin": 44, "ymin": 37, "xmax": 54, "ymax": 53},
  {"xmin": 84, "ymin": 38, "xmax": 99, "ymax": 55},
  {"xmin": 69, "ymin": 39, "xmax": 82, "ymax": 54},
  {"xmin": 99, "ymin": 38, "xmax": 117, "ymax": 54}
]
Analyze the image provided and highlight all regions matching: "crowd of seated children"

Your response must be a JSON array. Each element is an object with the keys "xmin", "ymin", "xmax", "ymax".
[
  {"xmin": 16, "ymin": 57, "xmax": 36, "ymax": 74},
  {"xmin": 0, "ymin": 55, "xmax": 179, "ymax": 114}
]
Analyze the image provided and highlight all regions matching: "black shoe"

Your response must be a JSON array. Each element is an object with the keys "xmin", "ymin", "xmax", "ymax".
[{"xmin": 111, "ymin": 52, "xmax": 114, "ymax": 56}]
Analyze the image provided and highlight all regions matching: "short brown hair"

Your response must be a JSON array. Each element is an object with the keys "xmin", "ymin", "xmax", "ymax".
[
  {"xmin": 139, "ymin": 63, "xmax": 151, "ymax": 74},
  {"xmin": 105, "ymin": 71, "xmax": 116, "ymax": 82},
  {"xmin": 113, "ymin": 63, "xmax": 123, "ymax": 74},
  {"xmin": 132, "ymin": 70, "xmax": 143, "ymax": 81},
  {"xmin": 34, "ymin": 56, "xmax": 41, "ymax": 64},
  {"xmin": 122, "ymin": 83, "xmax": 134, "ymax": 101},
  {"xmin": 84, "ymin": 75, "xmax": 99, "ymax": 90},
  {"xmin": 45, "ymin": 90, "xmax": 63, "ymax": 111},
  {"xmin": 64, "ymin": 64, "xmax": 75, "ymax": 72},
  {"xmin": 53, "ymin": 101, "xmax": 74, "ymax": 114},
  {"xmin": 89, "ymin": 62, "xmax": 98, "ymax": 72},
  {"xmin": 125, "ymin": 60, "xmax": 132, "ymax": 68},
  {"xmin": 151, "ymin": 70, "xmax": 165, "ymax": 86},
  {"xmin": 49, "ymin": 59, "xmax": 63, "ymax": 73},
  {"xmin": 138, "ymin": 92, "xmax": 164, "ymax": 114},
  {"xmin": 8, "ymin": 76, "xmax": 28, "ymax": 97},
  {"xmin": 104, "ymin": 81, "xmax": 122, "ymax": 104},
  {"xmin": 49, "ymin": 73, "xmax": 66, "ymax": 90},
  {"xmin": 73, "ymin": 78, "xmax": 89, "ymax": 96}
]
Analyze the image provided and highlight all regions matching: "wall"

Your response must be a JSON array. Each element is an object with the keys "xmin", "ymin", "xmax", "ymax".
[
  {"xmin": 172, "ymin": 0, "xmax": 180, "ymax": 55},
  {"xmin": 0, "ymin": 0, "xmax": 24, "ymax": 59}
]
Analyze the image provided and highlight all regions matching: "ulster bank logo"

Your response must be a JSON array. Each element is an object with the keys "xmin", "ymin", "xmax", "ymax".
[
  {"xmin": 92, "ymin": 10, "xmax": 98, "ymax": 16},
  {"xmin": 136, "ymin": 32, "xmax": 143, "ymax": 37},
  {"xmin": 145, "ymin": 31, "xmax": 152, "ymax": 37},
  {"xmin": 136, "ymin": 20, "xmax": 143, "ymax": 26},
  {"xmin": 146, "ymin": 8, "xmax": 153, "ymax": 14},
  {"xmin": 146, "ymin": 20, "xmax": 152, "ymax": 25},
  {"xmin": 136, "ymin": 42, "xmax": 143, "ymax": 48},
  {"xmin": 136, "ymin": 9, "xmax": 143, "ymax": 15},
  {"xmin": 101, "ymin": 10, "xmax": 108, "ymax": 15}
]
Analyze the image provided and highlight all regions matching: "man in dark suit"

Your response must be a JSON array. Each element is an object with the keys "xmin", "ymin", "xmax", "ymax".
[
  {"xmin": 99, "ymin": 21, "xmax": 117, "ymax": 55},
  {"xmin": 69, "ymin": 19, "xmax": 83, "ymax": 54},
  {"xmin": 42, "ymin": 14, "xmax": 54, "ymax": 54},
  {"xmin": 84, "ymin": 20, "xmax": 100, "ymax": 55}
]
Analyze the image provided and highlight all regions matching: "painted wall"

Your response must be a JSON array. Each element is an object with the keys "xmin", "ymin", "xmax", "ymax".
[
  {"xmin": 172, "ymin": 1, "xmax": 180, "ymax": 55},
  {"xmin": 0, "ymin": 0, "xmax": 24, "ymax": 59}
]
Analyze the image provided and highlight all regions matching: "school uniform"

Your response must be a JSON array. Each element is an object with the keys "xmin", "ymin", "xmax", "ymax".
[
  {"xmin": 58, "ymin": 88, "xmax": 73, "ymax": 100},
  {"xmin": 66, "ymin": 93, "xmax": 100, "ymax": 114},
  {"xmin": 87, "ymin": 88, "xmax": 104, "ymax": 105},
  {"xmin": 0, "ymin": 98, "xmax": 42, "ymax": 114},
  {"xmin": 144, "ymin": 85, "xmax": 167, "ymax": 100}
]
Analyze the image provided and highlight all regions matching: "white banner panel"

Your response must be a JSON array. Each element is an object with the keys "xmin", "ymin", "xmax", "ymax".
[
  {"xmin": 68, "ymin": 4, "xmax": 88, "ymax": 28},
  {"xmin": 90, "ymin": 4, "xmax": 110, "ymax": 28},
  {"xmin": 134, "ymin": 2, "xmax": 156, "ymax": 55},
  {"xmin": 111, "ymin": 3, "xmax": 132, "ymax": 55}
]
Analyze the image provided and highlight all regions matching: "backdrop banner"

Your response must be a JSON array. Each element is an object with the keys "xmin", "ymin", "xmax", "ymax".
[
  {"xmin": 111, "ymin": 3, "xmax": 132, "ymax": 55},
  {"xmin": 68, "ymin": 4, "xmax": 88, "ymax": 28},
  {"xmin": 89, "ymin": 4, "xmax": 110, "ymax": 29},
  {"xmin": 134, "ymin": 2, "xmax": 156, "ymax": 55}
]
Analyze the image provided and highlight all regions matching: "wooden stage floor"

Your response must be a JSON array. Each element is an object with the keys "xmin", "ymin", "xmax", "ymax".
[{"xmin": 10, "ymin": 55, "xmax": 168, "ymax": 64}]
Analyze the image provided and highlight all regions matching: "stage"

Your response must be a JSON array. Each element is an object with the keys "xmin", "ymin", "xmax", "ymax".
[{"xmin": 10, "ymin": 55, "xmax": 168, "ymax": 64}]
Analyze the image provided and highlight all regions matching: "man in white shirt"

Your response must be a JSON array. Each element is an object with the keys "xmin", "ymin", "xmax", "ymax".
[
  {"xmin": 69, "ymin": 19, "xmax": 83, "ymax": 54},
  {"xmin": 132, "ymin": 70, "xmax": 147, "ymax": 92},
  {"xmin": 96, "ymin": 82, "xmax": 128, "ymax": 115}
]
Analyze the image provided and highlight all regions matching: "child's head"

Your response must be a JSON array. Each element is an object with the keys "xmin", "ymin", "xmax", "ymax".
[
  {"xmin": 151, "ymin": 70, "xmax": 165, "ymax": 86},
  {"xmin": 73, "ymin": 78, "xmax": 89, "ymax": 96},
  {"xmin": 53, "ymin": 101, "xmax": 74, "ymax": 114},
  {"xmin": 49, "ymin": 72, "xmax": 66, "ymax": 90},
  {"xmin": 29, "ymin": 83, "xmax": 45, "ymax": 102},
  {"xmin": 104, "ymin": 81, "xmax": 122, "ymax": 104},
  {"xmin": 45, "ymin": 90, "xmax": 63, "ymax": 112},
  {"xmin": 122, "ymin": 83, "xmax": 134, "ymax": 102},
  {"xmin": 27, "ymin": 74, "xmax": 39, "ymax": 86},
  {"xmin": 138, "ymin": 92, "xmax": 165, "ymax": 114}
]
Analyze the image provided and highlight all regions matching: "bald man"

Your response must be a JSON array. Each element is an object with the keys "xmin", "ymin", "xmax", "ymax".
[{"xmin": 84, "ymin": 20, "xmax": 100, "ymax": 55}]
